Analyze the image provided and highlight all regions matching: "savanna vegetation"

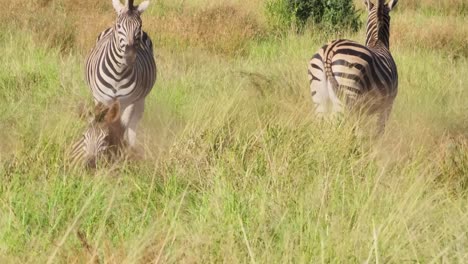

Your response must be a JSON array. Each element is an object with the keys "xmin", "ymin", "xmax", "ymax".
[{"xmin": 0, "ymin": 0, "xmax": 467, "ymax": 263}]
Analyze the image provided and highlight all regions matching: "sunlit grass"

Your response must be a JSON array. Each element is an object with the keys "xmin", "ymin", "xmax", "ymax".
[{"xmin": 0, "ymin": 0, "xmax": 467, "ymax": 263}]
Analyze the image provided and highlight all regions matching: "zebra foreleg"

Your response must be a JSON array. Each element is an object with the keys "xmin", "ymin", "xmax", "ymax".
[{"xmin": 121, "ymin": 99, "xmax": 145, "ymax": 148}]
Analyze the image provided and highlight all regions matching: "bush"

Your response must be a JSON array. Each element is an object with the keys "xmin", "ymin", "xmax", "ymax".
[{"xmin": 265, "ymin": 0, "xmax": 361, "ymax": 33}]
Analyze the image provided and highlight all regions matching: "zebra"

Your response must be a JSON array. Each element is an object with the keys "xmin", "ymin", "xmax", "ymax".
[
  {"xmin": 308, "ymin": 0, "xmax": 398, "ymax": 134},
  {"xmin": 70, "ymin": 101, "xmax": 125, "ymax": 169},
  {"xmin": 85, "ymin": 0, "xmax": 156, "ymax": 149}
]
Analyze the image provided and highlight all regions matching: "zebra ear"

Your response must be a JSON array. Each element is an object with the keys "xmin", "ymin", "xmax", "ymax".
[
  {"xmin": 105, "ymin": 101, "xmax": 121, "ymax": 123},
  {"xmin": 363, "ymin": 0, "xmax": 374, "ymax": 11},
  {"xmin": 112, "ymin": 0, "xmax": 124, "ymax": 14},
  {"xmin": 386, "ymin": 0, "xmax": 398, "ymax": 11},
  {"xmin": 137, "ymin": 1, "xmax": 150, "ymax": 14}
]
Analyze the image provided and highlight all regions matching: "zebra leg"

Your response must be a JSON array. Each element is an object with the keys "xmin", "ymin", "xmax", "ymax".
[
  {"xmin": 121, "ymin": 99, "xmax": 145, "ymax": 148},
  {"xmin": 310, "ymin": 74, "xmax": 330, "ymax": 118},
  {"xmin": 312, "ymin": 90, "xmax": 329, "ymax": 118},
  {"xmin": 376, "ymin": 102, "xmax": 393, "ymax": 136},
  {"xmin": 120, "ymin": 103, "xmax": 134, "ymax": 145},
  {"xmin": 328, "ymin": 81, "xmax": 344, "ymax": 118}
]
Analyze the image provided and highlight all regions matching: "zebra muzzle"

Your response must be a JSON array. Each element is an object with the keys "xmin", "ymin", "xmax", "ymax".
[
  {"xmin": 124, "ymin": 45, "xmax": 137, "ymax": 65},
  {"xmin": 86, "ymin": 156, "xmax": 97, "ymax": 170}
]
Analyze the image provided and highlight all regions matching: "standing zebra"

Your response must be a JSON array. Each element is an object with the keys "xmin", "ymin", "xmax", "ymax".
[
  {"xmin": 308, "ymin": 0, "xmax": 398, "ymax": 134},
  {"xmin": 70, "ymin": 101, "xmax": 125, "ymax": 169},
  {"xmin": 85, "ymin": 0, "xmax": 156, "ymax": 149}
]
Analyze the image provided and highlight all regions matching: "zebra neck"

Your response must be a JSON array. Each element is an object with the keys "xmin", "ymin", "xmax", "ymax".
[
  {"xmin": 365, "ymin": 37, "xmax": 389, "ymax": 50},
  {"xmin": 365, "ymin": 31, "xmax": 390, "ymax": 49},
  {"xmin": 111, "ymin": 39, "xmax": 135, "ymax": 73}
]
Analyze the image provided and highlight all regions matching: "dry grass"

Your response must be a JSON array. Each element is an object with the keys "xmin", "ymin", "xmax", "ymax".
[
  {"xmin": 435, "ymin": 134, "xmax": 468, "ymax": 192},
  {"xmin": 147, "ymin": 5, "xmax": 266, "ymax": 56},
  {"xmin": 0, "ymin": 0, "xmax": 112, "ymax": 53},
  {"xmin": 392, "ymin": 12, "xmax": 468, "ymax": 58},
  {"xmin": 402, "ymin": 0, "xmax": 468, "ymax": 15},
  {"xmin": 0, "ymin": 0, "xmax": 265, "ymax": 56},
  {"xmin": 189, "ymin": 6, "xmax": 265, "ymax": 55},
  {"xmin": 352, "ymin": 0, "xmax": 467, "ymax": 15},
  {"xmin": 0, "ymin": 0, "xmax": 466, "ymax": 56}
]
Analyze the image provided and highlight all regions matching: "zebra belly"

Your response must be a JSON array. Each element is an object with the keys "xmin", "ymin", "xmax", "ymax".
[
  {"xmin": 92, "ymin": 85, "xmax": 140, "ymax": 109},
  {"xmin": 92, "ymin": 69, "xmax": 154, "ymax": 106}
]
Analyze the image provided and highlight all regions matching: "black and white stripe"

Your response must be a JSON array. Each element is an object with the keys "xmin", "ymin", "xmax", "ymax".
[
  {"xmin": 85, "ymin": 0, "xmax": 156, "ymax": 147},
  {"xmin": 70, "ymin": 125, "xmax": 110, "ymax": 169},
  {"xmin": 70, "ymin": 101, "xmax": 124, "ymax": 169},
  {"xmin": 308, "ymin": 0, "xmax": 398, "ymax": 133}
]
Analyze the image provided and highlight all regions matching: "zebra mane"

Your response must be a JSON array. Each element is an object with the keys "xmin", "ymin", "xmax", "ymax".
[
  {"xmin": 126, "ymin": 0, "xmax": 135, "ymax": 10},
  {"xmin": 377, "ymin": 0, "xmax": 386, "ymax": 17}
]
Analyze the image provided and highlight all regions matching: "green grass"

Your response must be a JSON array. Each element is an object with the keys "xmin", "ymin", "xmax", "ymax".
[{"xmin": 1, "ymin": 1, "xmax": 467, "ymax": 263}]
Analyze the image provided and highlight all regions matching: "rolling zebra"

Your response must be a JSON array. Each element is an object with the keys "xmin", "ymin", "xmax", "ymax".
[
  {"xmin": 70, "ymin": 101, "xmax": 125, "ymax": 169},
  {"xmin": 308, "ymin": 0, "xmax": 398, "ymax": 134},
  {"xmin": 85, "ymin": 0, "xmax": 156, "ymax": 149}
]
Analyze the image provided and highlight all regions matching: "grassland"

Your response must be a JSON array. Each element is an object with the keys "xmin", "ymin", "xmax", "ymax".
[{"xmin": 0, "ymin": 0, "xmax": 467, "ymax": 263}]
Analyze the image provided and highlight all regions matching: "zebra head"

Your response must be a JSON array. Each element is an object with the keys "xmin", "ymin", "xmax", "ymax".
[
  {"xmin": 72, "ymin": 101, "xmax": 124, "ymax": 169},
  {"xmin": 363, "ymin": 0, "xmax": 398, "ymax": 48},
  {"xmin": 111, "ymin": 0, "xmax": 150, "ymax": 66}
]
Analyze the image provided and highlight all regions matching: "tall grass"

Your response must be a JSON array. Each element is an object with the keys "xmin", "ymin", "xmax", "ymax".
[{"xmin": 0, "ymin": 0, "xmax": 467, "ymax": 263}]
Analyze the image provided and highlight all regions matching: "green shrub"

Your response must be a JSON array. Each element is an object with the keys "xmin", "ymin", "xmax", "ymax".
[
  {"xmin": 265, "ymin": 0, "xmax": 361, "ymax": 33},
  {"xmin": 322, "ymin": 0, "xmax": 361, "ymax": 32}
]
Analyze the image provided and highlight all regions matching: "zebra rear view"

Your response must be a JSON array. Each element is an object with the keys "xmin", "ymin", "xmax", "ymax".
[
  {"xmin": 308, "ymin": 0, "xmax": 398, "ymax": 134},
  {"xmin": 85, "ymin": 0, "xmax": 156, "ymax": 149}
]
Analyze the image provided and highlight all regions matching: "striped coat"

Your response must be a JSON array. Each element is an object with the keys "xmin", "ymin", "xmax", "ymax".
[
  {"xmin": 85, "ymin": 26, "xmax": 156, "ymax": 108},
  {"xmin": 308, "ymin": 0, "xmax": 398, "ymax": 133},
  {"xmin": 85, "ymin": 0, "xmax": 156, "ymax": 147},
  {"xmin": 70, "ymin": 101, "xmax": 124, "ymax": 169}
]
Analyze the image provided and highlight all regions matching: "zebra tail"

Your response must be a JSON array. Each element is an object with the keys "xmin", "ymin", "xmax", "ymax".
[{"xmin": 324, "ymin": 48, "xmax": 340, "ymax": 94}]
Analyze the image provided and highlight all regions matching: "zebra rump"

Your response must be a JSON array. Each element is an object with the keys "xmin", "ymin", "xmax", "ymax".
[{"xmin": 308, "ymin": 0, "xmax": 399, "ymax": 134}]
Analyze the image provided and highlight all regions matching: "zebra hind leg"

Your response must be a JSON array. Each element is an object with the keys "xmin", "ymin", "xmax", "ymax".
[
  {"xmin": 311, "ymin": 81, "xmax": 331, "ymax": 119},
  {"xmin": 376, "ymin": 102, "xmax": 393, "ymax": 137}
]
